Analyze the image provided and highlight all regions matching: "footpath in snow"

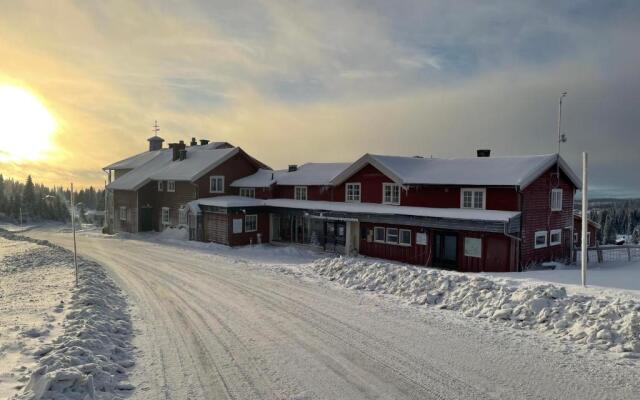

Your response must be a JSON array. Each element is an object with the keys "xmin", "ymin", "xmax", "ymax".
[
  {"xmin": 0, "ymin": 230, "xmax": 135, "ymax": 400},
  {"xmin": 312, "ymin": 257, "xmax": 640, "ymax": 361}
]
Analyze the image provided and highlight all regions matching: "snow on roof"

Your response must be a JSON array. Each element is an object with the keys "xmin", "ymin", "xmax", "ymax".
[
  {"xmin": 103, "ymin": 150, "xmax": 164, "ymax": 170},
  {"xmin": 107, "ymin": 146, "xmax": 247, "ymax": 191},
  {"xmin": 276, "ymin": 163, "xmax": 350, "ymax": 186},
  {"xmin": 150, "ymin": 147, "xmax": 237, "ymax": 181},
  {"xmin": 332, "ymin": 153, "xmax": 581, "ymax": 189},
  {"xmin": 230, "ymin": 168, "xmax": 285, "ymax": 188},
  {"xmin": 188, "ymin": 196, "xmax": 264, "ymax": 213},
  {"xmin": 190, "ymin": 197, "xmax": 519, "ymax": 222}
]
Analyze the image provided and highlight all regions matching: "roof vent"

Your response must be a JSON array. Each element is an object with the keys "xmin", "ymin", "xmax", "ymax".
[
  {"xmin": 200, "ymin": 139, "xmax": 210, "ymax": 146},
  {"xmin": 190, "ymin": 137, "xmax": 197, "ymax": 146},
  {"xmin": 179, "ymin": 149, "xmax": 187, "ymax": 161},
  {"xmin": 288, "ymin": 164, "xmax": 298, "ymax": 172},
  {"xmin": 477, "ymin": 149, "xmax": 491, "ymax": 158},
  {"xmin": 148, "ymin": 136, "xmax": 164, "ymax": 151},
  {"xmin": 170, "ymin": 142, "xmax": 186, "ymax": 161}
]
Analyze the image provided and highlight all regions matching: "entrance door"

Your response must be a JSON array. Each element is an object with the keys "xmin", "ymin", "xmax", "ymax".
[
  {"xmin": 140, "ymin": 207, "xmax": 153, "ymax": 231},
  {"xmin": 434, "ymin": 232, "xmax": 458, "ymax": 267}
]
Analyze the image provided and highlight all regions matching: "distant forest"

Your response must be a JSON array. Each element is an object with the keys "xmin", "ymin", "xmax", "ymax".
[
  {"xmin": 583, "ymin": 199, "xmax": 640, "ymax": 245},
  {"xmin": 0, "ymin": 174, "xmax": 105, "ymax": 224}
]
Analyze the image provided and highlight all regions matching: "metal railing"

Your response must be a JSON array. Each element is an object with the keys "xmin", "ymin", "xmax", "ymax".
[{"xmin": 574, "ymin": 245, "xmax": 640, "ymax": 264}]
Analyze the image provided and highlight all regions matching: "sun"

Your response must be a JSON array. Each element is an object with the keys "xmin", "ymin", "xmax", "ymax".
[{"xmin": 0, "ymin": 85, "xmax": 57, "ymax": 162}]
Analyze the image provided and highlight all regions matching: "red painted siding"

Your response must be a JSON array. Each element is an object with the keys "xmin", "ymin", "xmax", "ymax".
[
  {"xmin": 193, "ymin": 152, "xmax": 261, "ymax": 198},
  {"xmin": 274, "ymin": 185, "xmax": 335, "ymax": 201},
  {"xmin": 520, "ymin": 167, "xmax": 575, "ymax": 267},
  {"xmin": 359, "ymin": 222, "xmax": 432, "ymax": 265},
  {"xmin": 227, "ymin": 211, "xmax": 270, "ymax": 246},
  {"xmin": 573, "ymin": 217, "xmax": 598, "ymax": 247}
]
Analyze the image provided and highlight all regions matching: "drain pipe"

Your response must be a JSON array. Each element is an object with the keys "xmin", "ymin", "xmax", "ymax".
[{"xmin": 503, "ymin": 219, "xmax": 521, "ymax": 241}]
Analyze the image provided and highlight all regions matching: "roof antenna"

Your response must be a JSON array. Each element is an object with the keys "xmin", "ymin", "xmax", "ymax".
[
  {"xmin": 556, "ymin": 92, "xmax": 567, "ymax": 186},
  {"xmin": 152, "ymin": 120, "xmax": 160, "ymax": 136}
]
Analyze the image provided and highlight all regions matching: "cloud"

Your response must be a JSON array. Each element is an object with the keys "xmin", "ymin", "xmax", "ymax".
[{"xmin": 0, "ymin": 0, "xmax": 638, "ymax": 195}]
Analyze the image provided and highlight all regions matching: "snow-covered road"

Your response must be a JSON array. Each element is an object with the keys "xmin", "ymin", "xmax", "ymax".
[{"xmin": 25, "ymin": 229, "xmax": 640, "ymax": 399}]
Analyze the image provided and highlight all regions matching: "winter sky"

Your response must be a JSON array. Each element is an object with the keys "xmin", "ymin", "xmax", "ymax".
[{"xmin": 0, "ymin": 1, "xmax": 639, "ymax": 196}]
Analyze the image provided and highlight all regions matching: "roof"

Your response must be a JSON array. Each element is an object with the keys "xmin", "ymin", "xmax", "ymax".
[
  {"xmin": 230, "ymin": 168, "xmax": 287, "ymax": 188},
  {"xmin": 103, "ymin": 150, "xmax": 164, "ymax": 170},
  {"xmin": 331, "ymin": 153, "xmax": 581, "ymax": 190},
  {"xmin": 190, "ymin": 196, "xmax": 519, "ymax": 223},
  {"xmin": 107, "ymin": 146, "xmax": 267, "ymax": 191},
  {"xmin": 574, "ymin": 213, "xmax": 601, "ymax": 229},
  {"xmin": 276, "ymin": 163, "xmax": 350, "ymax": 186}
]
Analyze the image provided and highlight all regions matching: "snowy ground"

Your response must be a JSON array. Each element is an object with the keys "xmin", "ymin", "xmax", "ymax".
[
  {"xmin": 0, "ymin": 229, "xmax": 134, "ymax": 400},
  {"xmin": 0, "ymin": 236, "xmax": 72, "ymax": 399},
  {"xmin": 22, "ymin": 226, "xmax": 640, "ymax": 399}
]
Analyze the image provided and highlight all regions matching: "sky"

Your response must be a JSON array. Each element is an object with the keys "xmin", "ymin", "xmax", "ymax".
[{"xmin": 0, "ymin": 0, "xmax": 639, "ymax": 197}]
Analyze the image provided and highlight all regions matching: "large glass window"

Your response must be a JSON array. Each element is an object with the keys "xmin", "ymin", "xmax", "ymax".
[
  {"xmin": 239, "ymin": 187, "xmax": 255, "ymax": 198},
  {"xmin": 461, "ymin": 188, "xmax": 485, "ymax": 209},
  {"xmin": 399, "ymin": 229, "xmax": 412, "ymax": 246},
  {"xmin": 295, "ymin": 186, "xmax": 308, "ymax": 200},
  {"xmin": 210, "ymin": 176, "xmax": 224, "ymax": 193},
  {"xmin": 374, "ymin": 227, "xmax": 385, "ymax": 242},
  {"xmin": 386, "ymin": 228, "xmax": 399, "ymax": 244},
  {"xmin": 245, "ymin": 214, "xmax": 257, "ymax": 232}
]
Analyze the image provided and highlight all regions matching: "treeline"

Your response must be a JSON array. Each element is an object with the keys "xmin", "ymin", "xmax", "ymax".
[
  {"xmin": 0, "ymin": 174, "xmax": 105, "ymax": 224},
  {"xmin": 588, "ymin": 199, "xmax": 640, "ymax": 244}
]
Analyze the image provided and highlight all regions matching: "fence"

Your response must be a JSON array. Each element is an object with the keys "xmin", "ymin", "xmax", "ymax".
[{"xmin": 574, "ymin": 245, "xmax": 640, "ymax": 264}]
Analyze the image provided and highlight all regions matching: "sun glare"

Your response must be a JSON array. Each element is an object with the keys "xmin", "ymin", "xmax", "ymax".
[{"xmin": 0, "ymin": 85, "xmax": 57, "ymax": 162}]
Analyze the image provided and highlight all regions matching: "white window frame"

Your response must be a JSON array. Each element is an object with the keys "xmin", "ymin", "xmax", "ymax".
[
  {"xmin": 550, "ymin": 229, "xmax": 562, "ymax": 246},
  {"xmin": 294, "ymin": 186, "xmax": 308, "ymax": 200},
  {"xmin": 167, "ymin": 180, "xmax": 176, "ymax": 193},
  {"xmin": 373, "ymin": 227, "xmax": 386, "ymax": 243},
  {"xmin": 209, "ymin": 176, "xmax": 224, "ymax": 193},
  {"xmin": 245, "ymin": 214, "xmax": 258, "ymax": 232},
  {"xmin": 399, "ymin": 229, "xmax": 412, "ymax": 246},
  {"xmin": 460, "ymin": 188, "xmax": 486, "ymax": 209},
  {"xmin": 382, "ymin": 183, "xmax": 401, "ymax": 205},
  {"xmin": 119, "ymin": 206, "xmax": 127, "ymax": 222},
  {"xmin": 239, "ymin": 187, "xmax": 255, "ymax": 198},
  {"xmin": 161, "ymin": 207, "xmax": 170, "ymax": 225},
  {"xmin": 157, "ymin": 181, "xmax": 163, "ymax": 192},
  {"xmin": 534, "ymin": 230, "xmax": 548, "ymax": 249},
  {"xmin": 178, "ymin": 206, "xmax": 188, "ymax": 226},
  {"xmin": 386, "ymin": 228, "xmax": 399, "ymax": 244},
  {"xmin": 551, "ymin": 188, "xmax": 563, "ymax": 211},
  {"xmin": 345, "ymin": 183, "xmax": 361, "ymax": 203}
]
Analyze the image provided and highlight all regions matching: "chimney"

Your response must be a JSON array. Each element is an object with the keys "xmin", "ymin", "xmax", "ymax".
[
  {"xmin": 288, "ymin": 164, "xmax": 298, "ymax": 172},
  {"xmin": 179, "ymin": 149, "xmax": 187, "ymax": 161},
  {"xmin": 148, "ymin": 136, "xmax": 164, "ymax": 151},
  {"xmin": 190, "ymin": 137, "xmax": 197, "ymax": 146},
  {"xmin": 200, "ymin": 139, "xmax": 210, "ymax": 146},
  {"xmin": 477, "ymin": 149, "xmax": 491, "ymax": 158},
  {"xmin": 169, "ymin": 142, "xmax": 186, "ymax": 161}
]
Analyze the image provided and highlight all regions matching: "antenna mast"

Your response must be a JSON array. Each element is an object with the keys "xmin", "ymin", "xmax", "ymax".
[
  {"xmin": 556, "ymin": 92, "xmax": 567, "ymax": 183},
  {"xmin": 152, "ymin": 120, "xmax": 160, "ymax": 135}
]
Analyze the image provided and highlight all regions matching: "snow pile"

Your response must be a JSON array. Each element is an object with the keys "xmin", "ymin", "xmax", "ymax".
[
  {"xmin": 3, "ymin": 234, "xmax": 135, "ymax": 400},
  {"xmin": 313, "ymin": 257, "xmax": 640, "ymax": 358},
  {"xmin": 157, "ymin": 226, "xmax": 189, "ymax": 241}
]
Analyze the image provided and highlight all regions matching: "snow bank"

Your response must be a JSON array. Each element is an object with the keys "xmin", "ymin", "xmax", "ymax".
[
  {"xmin": 0, "ymin": 232, "xmax": 135, "ymax": 400},
  {"xmin": 157, "ymin": 226, "xmax": 189, "ymax": 241},
  {"xmin": 313, "ymin": 257, "xmax": 640, "ymax": 358}
]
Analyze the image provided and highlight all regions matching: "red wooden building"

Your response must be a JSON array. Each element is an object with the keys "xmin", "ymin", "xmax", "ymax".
[{"xmin": 105, "ymin": 138, "xmax": 581, "ymax": 272}]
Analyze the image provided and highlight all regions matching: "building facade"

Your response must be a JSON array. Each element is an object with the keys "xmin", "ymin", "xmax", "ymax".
[{"xmin": 105, "ymin": 138, "xmax": 582, "ymax": 272}]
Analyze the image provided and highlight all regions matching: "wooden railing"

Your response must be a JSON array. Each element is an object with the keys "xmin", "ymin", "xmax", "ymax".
[{"xmin": 574, "ymin": 245, "xmax": 640, "ymax": 264}]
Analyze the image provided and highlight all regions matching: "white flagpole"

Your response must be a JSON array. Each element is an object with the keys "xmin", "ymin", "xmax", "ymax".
[
  {"xmin": 581, "ymin": 152, "xmax": 588, "ymax": 287},
  {"xmin": 71, "ymin": 183, "xmax": 78, "ymax": 287}
]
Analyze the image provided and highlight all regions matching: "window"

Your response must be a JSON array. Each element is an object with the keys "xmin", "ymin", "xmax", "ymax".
[
  {"xmin": 245, "ymin": 214, "xmax": 257, "ymax": 232},
  {"xmin": 210, "ymin": 176, "xmax": 224, "ymax": 193},
  {"xmin": 233, "ymin": 218, "xmax": 243, "ymax": 234},
  {"xmin": 119, "ymin": 206, "xmax": 127, "ymax": 222},
  {"xmin": 382, "ymin": 183, "xmax": 400, "ymax": 205},
  {"xmin": 464, "ymin": 237, "xmax": 482, "ymax": 258},
  {"xmin": 295, "ymin": 186, "xmax": 308, "ymax": 200},
  {"xmin": 386, "ymin": 228, "xmax": 399, "ymax": 244},
  {"xmin": 345, "ymin": 183, "xmax": 361, "ymax": 202},
  {"xmin": 157, "ymin": 181, "xmax": 163, "ymax": 192},
  {"xmin": 373, "ymin": 227, "xmax": 385, "ymax": 243},
  {"xmin": 162, "ymin": 207, "xmax": 170, "ymax": 225},
  {"xmin": 551, "ymin": 188, "xmax": 563, "ymax": 211},
  {"xmin": 550, "ymin": 229, "xmax": 562, "ymax": 246},
  {"xmin": 461, "ymin": 188, "xmax": 486, "ymax": 209},
  {"xmin": 399, "ymin": 229, "xmax": 412, "ymax": 246},
  {"xmin": 167, "ymin": 180, "xmax": 175, "ymax": 192},
  {"xmin": 178, "ymin": 206, "xmax": 187, "ymax": 226},
  {"xmin": 239, "ymin": 188, "xmax": 255, "ymax": 198},
  {"xmin": 534, "ymin": 231, "xmax": 547, "ymax": 249}
]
